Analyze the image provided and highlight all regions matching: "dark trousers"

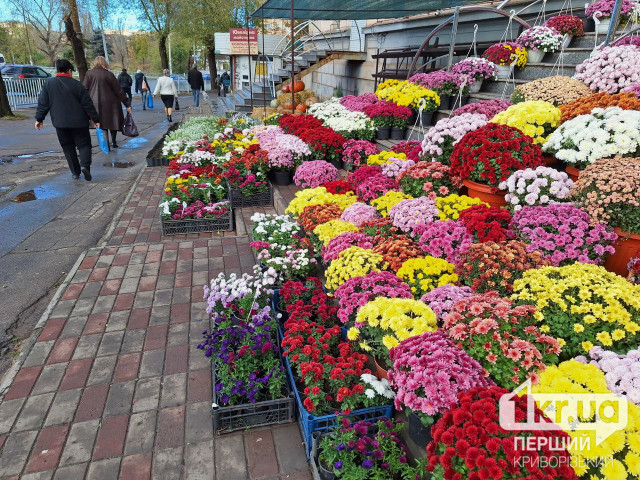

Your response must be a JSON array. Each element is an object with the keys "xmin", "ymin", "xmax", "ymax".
[
  {"xmin": 56, "ymin": 127, "xmax": 92, "ymax": 175},
  {"xmin": 123, "ymin": 87, "xmax": 132, "ymax": 103}
]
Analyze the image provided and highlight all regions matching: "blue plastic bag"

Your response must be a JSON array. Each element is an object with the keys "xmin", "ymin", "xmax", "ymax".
[
  {"xmin": 96, "ymin": 128, "xmax": 109, "ymax": 154},
  {"xmin": 147, "ymin": 94, "xmax": 154, "ymax": 108}
]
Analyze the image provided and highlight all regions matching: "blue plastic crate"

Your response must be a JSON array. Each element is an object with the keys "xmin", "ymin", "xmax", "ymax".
[{"xmin": 282, "ymin": 352, "xmax": 392, "ymax": 458}]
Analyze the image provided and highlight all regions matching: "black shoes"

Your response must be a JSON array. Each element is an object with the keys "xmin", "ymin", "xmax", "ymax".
[
  {"xmin": 72, "ymin": 174, "xmax": 80, "ymax": 179},
  {"xmin": 167, "ymin": 115, "xmax": 172, "ymax": 122},
  {"xmin": 112, "ymin": 144, "xmax": 119, "ymax": 149},
  {"xmin": 81, "ymin": 167, "xmax": 92, "ymax": 181}
]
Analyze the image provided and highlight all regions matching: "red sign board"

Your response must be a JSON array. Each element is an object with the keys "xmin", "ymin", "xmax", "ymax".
[{"xmin": 229, "ymin": 28, "xmax": 258, "ymax": 55}]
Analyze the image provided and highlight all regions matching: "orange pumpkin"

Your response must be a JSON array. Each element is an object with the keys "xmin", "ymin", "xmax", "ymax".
[
  {"xmin": 295, "ymin": 103, "xmax": 307, "ymax": 112},
  {"xmin": 283, "ymin": 102, "xmax": 293, "ymax": 111},
  {"xmin": 282, "ymin": 84, "xmax": 291, "ymax": 94},
  {"xmin": 293, "ymin": 80, "xmax": 305, "ymax": 93}
]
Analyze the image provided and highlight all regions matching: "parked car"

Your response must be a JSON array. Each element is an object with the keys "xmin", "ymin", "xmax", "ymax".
[
  {"xmin": 0, "ymin": 53, "xmax": 6, "ymax": 67},
  {"xmin": 0, "ymin": 64, "xmax": 51, "ymax": 79}
]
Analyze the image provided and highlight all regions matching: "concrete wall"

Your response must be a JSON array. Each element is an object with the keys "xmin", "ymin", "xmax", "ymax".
[{"xmin": 300, "ymin": 0, "xmax": 586, "ymax": 99}]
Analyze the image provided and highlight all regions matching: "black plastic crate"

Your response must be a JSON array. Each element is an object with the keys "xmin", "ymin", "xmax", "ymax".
[
  {"xmin": 211, "ymin": 360, "xmax": 295, "ymax": 434},
  {"xmin": 161, "ymin": 209, "xmax": 234, "ymax": 235},
  {"xmin": 229, "ymin": 181, "xmax": 273, "ymax": 208},
  {"xmin": 146, "ymin": 156, "xmax": 171, "ymax": 167}
]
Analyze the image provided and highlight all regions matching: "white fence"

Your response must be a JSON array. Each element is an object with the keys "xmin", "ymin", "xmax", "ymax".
[
  {"xmin": 5, "ymin": 77, "xmax": 48, "ymax": 110},
  {"xmin": 4, "ymin": 75, "xmax": 213, "ymax": 110}
]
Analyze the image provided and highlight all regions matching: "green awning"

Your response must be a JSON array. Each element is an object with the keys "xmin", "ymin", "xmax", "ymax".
[{"xmin": 251, "ymin": 0, "xmax": 476, "ymax": 20}]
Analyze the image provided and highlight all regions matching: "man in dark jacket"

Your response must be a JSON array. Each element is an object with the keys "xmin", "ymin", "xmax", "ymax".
[
  {"xmin": 221, "ymin": 71, "xmax": 231, "ymax": 97},
  {"xmin": 35, "ymin": 59, "xmax": 100, "ymax": 181},
  {"xmin": 118, "ymin": 68, "xmax": 133, "ymax": 104},
  {"xmin": 187, "ymin": 64, "xmax": 204, "ymax": 107},
  {"xmin": 134, "ymin": 69, "xmax": 144, "ymax": 94}
]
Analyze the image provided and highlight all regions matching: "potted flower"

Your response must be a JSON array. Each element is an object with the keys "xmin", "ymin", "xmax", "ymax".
[
  {"xmin": 575, "ymin": 346, "xmax": 640, "ymax": 402},
  {"xmin": 443, "ymin": 292, "xmax": 562, "ymax": 388},
  {"xmin": 341, "ymin": 139, "xmax": 379, "ymax": 171},
  {"xmin": 420, "ymin": 284, "xmax": 474, "ymax": 324},
  {"xmin": 454, "ymin": 240, "xmax": 550, "ymax": 295},
  {"xmin": 413, "ymin": 220, "xmax": 473, "ymax": 264},
  {"xmin": 574, "ymin": 45, "xmax": 640, "ymax": 93},
  {"xmin": 354, "ymin": 174, "xmax": 399, "ymax": 203},
  {"xmin": 370, "ymin": 190, "xmax": 412, "ymax": 218},
  {"xmin": 571, "ymin": 156, "xmax": 640, "ymax": 275},
  {"xmin": 426, "ymin": 386, "xmax": 578, "ymax": 480},
  {"xmin": 419, "ymin": 113, "xmax": 487, "ymax": 165},
  {"xmin": 510, "ymin": 204, "xmax": 618, "ymax": 266},
  {"xmin": 398, "ymin": 161, "xmax": 462, "ymax": 199},
  {"xmin": 482, "ymin": 41, "xmax": 527, "ymax": 79},
  {"xmin": 451, "ymin": 57, "xmax": 498, "ymax": 93},
  {"xmin": 629, "ymin": 250, "xmax": 640, "ymax": 284},
  {"xmin": 451, "ymin": 98, "xmax": 512, "ymax": 118},
  {"xmin": 388, "ymin": 331, "xmax": 493, "ymax": 447},
  {"xmin": 511, "ymin": 263, "xmax": 640, "ymax": 358},
  {"xmin": 388, "ymin": 196, "xmax": 439, "ymax": 234},
  {"xmin": 266, "ymin": 148, "xmax": 295, "ymax": 185},
  {"xmin": 316, "ymin": 419, "xmax": 425, "ymax": 479},
  {"xmin": 434, "ymin": 193, "xmax": 487, "ymax": 220},
  {"xmin": 499, "ymin": 166, "xmax": 573, "ymax": 212},
  {"xmin": 297, "ymin": 203, "xmax": 343, "ymax": 233},
  {"xmin": 363, "ymin": 100, "xmax": 412, "ymax": 140},
  {"xmin": 371, "ymin": 237, "xmax": 424, "ymax": 272},
  {"xmin": 517, "ymin": 26, "xmax": 563, "ymax": 63},
  {"xmin": 293, "ymin": 160, "xmax": 339, "ymax": 189},
  {"xmin": 379, "ymin": 156, "xmax": 416, "ymax": 179},
  {"xmin": 490, "ymin": 100, "xmax": 562, "ymax": 145},
  {"xmin": 390, "ymin": 140, "xmax": 422, "ymax": 161},
  {"xmin": 350, "ymin": 297, "xmax": 438, "ymax": 374},
  {"xmin": 324, "ymin": 246, "xmax": 384, "ymax": 292},
  {"xmin": 298, "ymin": 126, "xmax": 346, "ymax": 164},
  {"xmin": 510, "ymin": 75, "xmax": 592, "ymax": 106},
  {"xmin": 396, "ymin": 256, "xmax": 458, "ymax": 299},
  {"xmin": 543, "ymin": 107, "xmax": 640, "ymax": 178},
  {"xmin": 545, "ymin": 14, "xmax": 585, "ymax": 48},
  {"xmin": 458, "ymin": 204, "xmax": 511, "ymax": 243},
  {"xmin": 450, "ymin": 123, "xmax": 545, "ymax": 206},
  {"xmin": 408, "ymin": 71, "xmax": 468, "ymax": 109},
  {"xmin": 321, "ymin": 232, "xmax": 375, "ymax": 264},
  {"xmin": 559, "ymin": 92, "xmax": 640, "ymax": 122},
  {"xmin": 375, "ymin": 79, "xmax": 440, "ymax": 124},
  {"xmin": 339, "ymin": 203, "xmax": 379, "ymax": 228},
  {"xmin": 586, "ymin": 0, "xmax": 636, "ymax": 34}
]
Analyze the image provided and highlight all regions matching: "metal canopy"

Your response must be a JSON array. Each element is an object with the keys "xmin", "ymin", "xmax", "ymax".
[{"xmin": 251, "ymin": 0, "xmax": 480, "ymax": 20}]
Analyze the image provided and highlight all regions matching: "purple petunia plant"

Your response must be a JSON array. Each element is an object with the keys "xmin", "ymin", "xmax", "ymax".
[{"xmin": 509, "ymin": 204, "xmax": 618, "ymax": 266}]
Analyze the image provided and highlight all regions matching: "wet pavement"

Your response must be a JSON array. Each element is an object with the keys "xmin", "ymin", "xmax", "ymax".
[{"xmin": 0, "ymin": 97, "xmax": 190, "ymax": 372}]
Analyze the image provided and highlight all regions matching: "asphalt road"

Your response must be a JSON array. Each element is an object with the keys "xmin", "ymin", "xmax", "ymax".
[{"xmin": 0, "ymin": 95, "xmax": 186, "ymax": 374}]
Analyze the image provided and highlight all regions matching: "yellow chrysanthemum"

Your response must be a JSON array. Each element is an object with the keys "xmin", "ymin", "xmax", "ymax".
[
  {"xmin": 370, "ymin": 191, "xmax": 413, "ymax": 217},
  {"xmin": 346, "ymin": 327, "xmax": 360, "ymax": 341},
  {"xmin": 313, "ymin": 220, "xmax": 358, "ymax": 246},
  {"xmin": 435, "ymin": 194, "xmax": 488, "ymax": 220},
  {"xmin": 396, "ymin": 256, "xmax": 458, "ymax": 298},
  {"xmin": 325, "ymin": 247, "xmax": 383, "ymax": 292},
  {"xmin": 491, "ymin": 101, "xmax": 562, "ymax": 144}
]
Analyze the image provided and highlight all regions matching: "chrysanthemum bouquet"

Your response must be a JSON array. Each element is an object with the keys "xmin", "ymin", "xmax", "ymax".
[
  {"xmin": 325, "ymin": 246, "xmax": 384, "ymax": 292},
  {"xmin": 370, "ymin": 190, "xmax": 413, "ymax": 217},
  {"xmin": 321, "ymin": 232, "xmax": 375, "ymax": 264},
  {"xmin": 420, "ymin": 284, "xmax": 474, "ymax": 323},
  {"xmin": 435, "ymin": 194, "xmax": 488, "ymax": 220},
  {"xmin": 339, "ymin": 202, "xmax": 379, "ymax": 227},
  {"xmin": 499, "ymin": 166, "xmax": 573, "ymax": 211},
  {"xmin": 517, "ymin": 26, "xmax": 563, "ymax": 53},
  {"xmin": 371, "ymin": 237, "xmax": 424, "ymax": 272},
  {"xmin": 575, "ymin": 346, "xmax": 640, "ymax": 404},
  {"xmin": 408, "ymin": 71, "xmax": 468, "ymax": 96},
  {"xmin": 420, "ymin": 113, "xmax": 487, "ymax": 164},
  {"xmin": 397, "ymin": 161, "xmax": 462, "ymax": 198},
  {"xmin": 388, "ymin": 196, "xmax": 439, "ymax": 233},
  {"xmin": 414, "ymin": 220, "xmax": 473, "ymax": 264},
  {"xmin": 574, "ymin": 45, "xmax": 640, "ymax": 93},
  {"xmin": 293, "ymin": 160, "xmax": 338, "ymax": 189},
  {"xmin": 545, "ymin": 14, "xmax": 584, "ymax": 36},
  {"xmin": 482, "ymin": 42, "xmax": 527, "ymax": 67},
  {"xmin": 451, "ymin": 99, "xmax": 512, "ymax": 118},
  {"xmin": 450, "ymin": 57, "xmax": 498, "ymax": 85},
  {"xmin": 396, "ymin": 256, "xmax": 458, "ymax": 298},
  {"xmin": 491, "ymin": 100, "xmax": 562, "ymax": 144},
  {"xmin": 341, "ymin": 139, "xmax": 379, "ymax": 170}
]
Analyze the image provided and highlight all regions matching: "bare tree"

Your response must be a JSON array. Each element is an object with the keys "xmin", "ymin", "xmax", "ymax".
[
  {"xmin": 136, "ymin": 0, "xmax": 173, "ymax": 70},
  {"xmin": 110, "ymin": 18, "xmax": 130, "ymax": 69},
  {"xmin": 11, "ymin": 0, "xmax": 66, "ymax": 64},
  {"xmin": 62, "ymin": 0, "xmax": 88, "ymax": 79},
  {"xmin": 0, "ymin": 74, "xmax": 14, "ymax": 118}
]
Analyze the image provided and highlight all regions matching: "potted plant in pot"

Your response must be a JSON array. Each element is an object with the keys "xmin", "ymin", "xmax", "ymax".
[
  {"xmin": 348, "ymin": 297, "xmax": 438, "ymax": 377},
  {"xmin": 387, "ymin": 331, "xmax": 493, "ymax": 448},
  {"xmin": 482, "ymin": 42, "xmax": 527, "ymax": 79},
  {"xmin": 363, "ymin": 100, "xmax": 412, "ymax": 140},
  {"xmin": 267, "ymin": 148, "xmax": 295, "ymax": 186},
  {"xmin": 449, "ymin": 123, "xmax": 545, "ymax": 207},
  {"xmin": 516, "ymin": 25, "xmax": 563, "ymax": 63},
  {"xmin": 375, "ymin": 79, "xmax": 440, "ymax": 125},
  {"xmin": 316, "ymin": 419, "xmax": 426, "ymax": 479},
  {"xmin": 586, "ymin": 0, "xmax": 636, "ymax": 34},
  {"xmin": 571, "ymin": 156, "xmax": 640, "ymax": 276},
  {"xmin": 341, "ymin": 139, "xmax": 379, "ymax": 171},
  {"xmin": 545, "ymin": 14, "xmax": 585, "ymax": 48},
  {"xmin": 451, "ymin": 57, "xmax": 498, "ymax": 93},
  {"xmin": 293, "ymin": 160, "xmax": 339, "ymax": 189},
  {"xmin": 409, "ymin": 71, "xmax": 467, "ymax": 110}
]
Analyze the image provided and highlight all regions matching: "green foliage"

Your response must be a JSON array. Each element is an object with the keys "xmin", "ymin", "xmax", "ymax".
[{"xmin": 90, "ymin": 29, "xmax": 114, "ymax": 58}]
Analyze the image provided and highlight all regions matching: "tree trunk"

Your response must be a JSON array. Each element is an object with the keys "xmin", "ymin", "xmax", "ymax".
[
  {"xmin": 207, "ymin": 47, "xmax": 217, "ymax": 92},
  {"xmin": 0, "ymin": 74, "xmax": 14, "ymax": 118},
  {"xmin": 64, "ymin": 0, "xmax": 87, "ymax": 81},
  {"xmin": 158, "ymin": 34, "xmax": 169, "ymax": 71}
]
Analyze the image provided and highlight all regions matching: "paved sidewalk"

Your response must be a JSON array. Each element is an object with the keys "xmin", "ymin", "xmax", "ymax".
[{"xmin": 0, "ymin": 165, "xmax": 311, "ymax": 479}]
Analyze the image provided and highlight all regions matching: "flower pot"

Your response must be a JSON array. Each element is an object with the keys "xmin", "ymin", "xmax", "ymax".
[
  {"xmin": 595, "ymin": 17, "xmax": 612, "ymax": 34},
  {"xmin": 604, "ymin": 229, "xmax": 640, "ymax": 277},
  {"xmin": 376, "ymin": 127, "xmax": 390, "ymax": 140},
  {"xmin": 584, "ymin": 17, "xmax": 596, "ymax": 32},
  {"xmin": 496, "ymin": 65, "xmax": 511, "ymax": 79},
  {"xmin": 390, "ymin": 127, "xmax": 405, "ymax": 140},
  {"xmin": 438, "ymin": 94, "xmax": 451, "ymax": 110},
  {"xmin": 271, "ymin": 170, "xmax": 292, "ymax": 186},
  {"xmin": 462, "ymin": 179, "xmax": 507, "ymax": 208},
  {"xmin": 328, "ymin": 158, "xmax": 344, "ymax": 170},
  {"xmin": 317, "ymin": 458, "xmax": 337, "ymax": 480},
  {"xmin": 561, "ymin": 34, "xmax": 573, "ymax": 49},
  {"xmin": 408, "ymin": 412, "xmax": 433, "ymax": 449},
  {"xmin": 420, "ymin": 111, "xmax": 433, "ymax": 126},
  {"xmin": 374, "ymin": 356, "xmax": 388, "ymax": 380},
  {"xmin": 460, "ymin": 96, "xmax": 470, "ymax": 106},
  {"xmin": 542, "ymin": 155, "xmax": 558, "ymax": 167},
  {"xmin": 527, "ymin": 49, "xmax": 546, "ymax": 63},
  {"xmin": 470, "ymin": 80, "xmax": 483, "ymax": 93},
  {"xmin": 565, "ymin": 165, "xmax": 581, "ymax": 182}
]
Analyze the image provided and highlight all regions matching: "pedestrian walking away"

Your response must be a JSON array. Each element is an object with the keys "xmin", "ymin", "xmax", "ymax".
[
  {"xmin": 135, "ymin": 69, "xmax": 151, "ymax": 110},
  {"xmin": 118, "ymin": 68, "xmax": 133, "ymax": 104},
  {"xmin": 221, "ymin": 71, "xmax": 231, "ymax": 97},
  {"xmin": 83, "ymin": 56, "xmax": 132, "ymax": 150},
  {"xmin": 215, "ymin": 74, "xmax": 221, "ymax": 96},
  {"xmin": 153, "ymin": 69, "xmax": 178, "ymax": 122},
  {"xmin": 35, "ymin": 59, "xmax": 101, "ymax": 181},
  {"xmin": 187, "ymin": 63, "xmax": 205, "ymax": 107}
]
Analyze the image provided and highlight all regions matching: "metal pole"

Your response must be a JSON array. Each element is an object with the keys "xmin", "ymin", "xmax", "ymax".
[
  {"xmin": 290, "ymin": 0, "xmax": 295, "ymax": 111},
  {"xmin": 245, "ymin": 1, "xmax": 253, "ymax": 109},
  {"xmin": 262, "ymin": 8, "xmax": 267, "ymax": 114},
  {"xmin": 604, "ymin": 0, "xmax": 623, "ymax": 45},
  {"xmin": 447, "ymin": 7, "xmax": 460, "ymax": 71}
]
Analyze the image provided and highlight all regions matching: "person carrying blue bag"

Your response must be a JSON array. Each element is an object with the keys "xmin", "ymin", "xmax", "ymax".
[{"xmin": 35, "ymin": 59, "xmax": 100, "ymax": 182}]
